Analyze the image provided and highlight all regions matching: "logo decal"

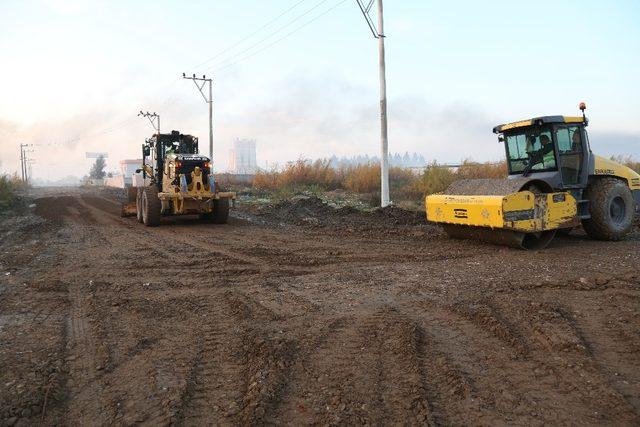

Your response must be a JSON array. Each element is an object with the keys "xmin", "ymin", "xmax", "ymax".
[{"xmin": 454, "ymin": 209, "xmax": 468, "ymax": 219}]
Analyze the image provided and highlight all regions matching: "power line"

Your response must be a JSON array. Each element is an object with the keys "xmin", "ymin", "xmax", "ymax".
[
  {"xmin": 23, "ymin": 1, "xmax": 347, "ymax": 149},
  {"xmin": 211, "ymin": 0, "xmax": 349, "ymax": 74},
  {"xmin": 201, "ymin": 0, "xmax": 332, "ymax": 73},
  {"xmin": 63, "ymin": 1, "xmax": 326, "ymax": 142},
  {"xmin": 191, "ymin": 0, "xmax": 310, "ymax": 71},
  {"xmin": 36, "ymin": 116, "xmax": 140, "ymax": 147},
  {"xmin": 151, "ymin": 0, "xmax": 313, "ymax": 101}
]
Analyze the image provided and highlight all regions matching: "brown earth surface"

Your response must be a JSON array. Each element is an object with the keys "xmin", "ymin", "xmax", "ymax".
[{"xmin": 1, "ymin": 186, "xmax": 639, "ymax": 426}]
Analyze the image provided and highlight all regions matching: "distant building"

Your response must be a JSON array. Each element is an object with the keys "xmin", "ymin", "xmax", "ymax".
[
  {"xmin": 121, "ymin": 159, "xmax": 141, "ymax": 182},
  {"xmin": 105, "ymin": 159, "xmax": 142, "ymax": 188},
  {"xmin": 228, "ymin": 139, "xmax": 257, "ymax": 174}
]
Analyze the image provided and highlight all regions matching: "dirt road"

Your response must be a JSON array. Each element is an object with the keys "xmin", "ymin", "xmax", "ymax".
[{"xmin": 1, "ymin": 187, "xmax": 639, "ymax": 426}]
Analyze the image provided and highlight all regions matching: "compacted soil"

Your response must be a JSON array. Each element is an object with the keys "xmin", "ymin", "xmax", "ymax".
[{"xmin": 1, "ymin": 186, "xmax": 639, "ymax": 426}]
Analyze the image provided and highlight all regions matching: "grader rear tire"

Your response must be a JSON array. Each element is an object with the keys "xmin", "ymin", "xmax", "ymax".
[
  {"xmin": 142, "ymin": 186, "xmax": 161, "ymax": 227},
  {"xmin": 582, "ymin": 178, "xmax": 634, "ymax": 241}
]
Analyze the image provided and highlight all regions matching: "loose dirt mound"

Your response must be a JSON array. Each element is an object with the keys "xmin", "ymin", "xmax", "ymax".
[{"xmin": 244, "ymin": 196, "xmax": 435, "ymax": 234}]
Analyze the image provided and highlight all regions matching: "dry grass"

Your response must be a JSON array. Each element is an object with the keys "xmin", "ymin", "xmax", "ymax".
[
  {"xmin": 254, "ymin": 159, "xmax": 342, "ymax": 191},
  {"xmin": 611, "ymin": 155, "xmax": 640, "ymax": 174},
  {"xmin": 0, "ymin": 174, "xmax": 27, "ymax": 210},
  {"xmin": 456, "ymin": 159, "xmax": 508, "ymax": 180},
  {"xmin": 253, "ymin": 158, "xmax": 508, "ymax": 203}
]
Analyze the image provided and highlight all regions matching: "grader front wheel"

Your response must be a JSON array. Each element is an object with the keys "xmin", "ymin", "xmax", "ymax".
[
  {"xmin": 199, "ymin": 198, "xmax": 230, "ymax": 224},
  {"xmin": 212, "ymin": 198, "xmax": 230, "ymax": 224}
]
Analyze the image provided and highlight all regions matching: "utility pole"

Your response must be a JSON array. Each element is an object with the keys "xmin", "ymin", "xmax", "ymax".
[
  {"xmin": 182, "ymin": 73, "xmax": 213, "ymax": 162},
  {"xmin": 19, "ymin": 144, "xmax": 25, "ymax": 181},
  {"xmin": 138, "ymin": 111, "xmax": 160, "ymax": 134},
  {"xmin": 19, "ymin": 143, "xmax": 34, "ymax": 183},
  {"xmin": 356, "ymin": 0, "xmax": 390, "ymax": 207},
  {"xmin": 138, "ymin": 111, "xmax": 161, "ymax": 182}
]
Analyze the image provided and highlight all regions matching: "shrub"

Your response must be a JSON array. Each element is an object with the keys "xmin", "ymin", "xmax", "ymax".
[
  {"xmin": 343, "ymin": 163, "xmax": 379, "ymax": 193},
  {"xmin": 0, "ymin": 174, "xmax": 26, "ymax": 210},
  {"xmin": 416, "ymin": 161, "xmax": 457, "ymax": 195}
]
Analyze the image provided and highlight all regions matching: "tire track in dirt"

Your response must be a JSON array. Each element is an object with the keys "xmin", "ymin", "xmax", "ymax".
[
  {"xmin": 486, "ymin": 295, "xmax": 640, "ymax": 423},
  {"xmin": 15, "ymin": 188, "xmax": 640, "ymax": 425},
  {"xmin": 517, "ymin": 293, "xmax": 640, "ymax": 419},
  {"xmin": 449, "ymin": 300, "xmax": 527, "ymax": 357},
  {"xmin": 403, "ymin": 297, "xmax": 584, "ymax": 424},
  {"xmin": 78, "ymin": 194, "xmax": 428, "ymax": 276},
  {"xmin": 273, "ymin": 307, "xmax": 439, "ymax": 425},
  {"xmin": 77, "ymin": 195, "xmax": 279, "ymax": 275},
  {"xmin": 63, "ymin": 281, "xmax": 114, "ymax": 424},
  {"xmin": 40, "ymin": 202, "xmax": 125, "ymax": 424},
  {"xmin": 75, "ymin": 196, "xmax": 263, "ymax": 279},
  {"xmin": 173, "ymin": 289, "xmax": 294, "ymax": 425}
]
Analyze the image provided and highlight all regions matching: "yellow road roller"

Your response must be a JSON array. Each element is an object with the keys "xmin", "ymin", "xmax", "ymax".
[{"xmin": 426, "ymin": 104, "xmax": 640, "ymax": 249}]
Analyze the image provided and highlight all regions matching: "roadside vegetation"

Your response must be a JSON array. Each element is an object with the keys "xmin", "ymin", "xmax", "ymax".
[
  {"xmin": 252, "ymin": 159, "xmax": 507, "ymax": 207},
  {"xmin": 0, "ymin": 174, "xmax": 27, "ymax": 210},
  {"xmin": 238, "ymin": 154, "xmax": 639, "ymax": 209}
]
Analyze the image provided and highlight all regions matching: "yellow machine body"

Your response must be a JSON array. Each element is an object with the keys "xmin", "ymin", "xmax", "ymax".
[
  {"xmin": 427, "ymin": 111, "xmax": 639, "ymax": 249},
  {"xmin": 426, "ymin": 191, "xmax": 580, "ymax": 233},
  {"xmin": 158, "ymin": 165, "xmax": 235, "ymax": 215},
  {"xmin": 593, "ymin": 156, "xmax": 640, "ymax": 190}
]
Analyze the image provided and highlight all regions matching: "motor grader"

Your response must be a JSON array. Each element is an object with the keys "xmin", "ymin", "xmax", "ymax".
[
  {"xmin": 122, "ymin": 130, "xmax": 235, "ymax": 226},
  {"xmin": 426, "ymin": 104, "xmax": 640, "ymax": 249}
]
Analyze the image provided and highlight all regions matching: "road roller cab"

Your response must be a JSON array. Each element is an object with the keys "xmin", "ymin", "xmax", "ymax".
[{"xmin": 426, "ymin": 104, "xmax": 640, "ymax": 249}]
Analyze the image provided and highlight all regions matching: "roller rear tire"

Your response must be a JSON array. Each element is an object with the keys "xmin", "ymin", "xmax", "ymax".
[{"xmin": 582, "ymin": 178, "xmax": 634, "ymax": 240}]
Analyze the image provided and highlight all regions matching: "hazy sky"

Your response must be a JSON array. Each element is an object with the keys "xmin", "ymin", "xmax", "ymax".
[{"xmin": 1, "ymin": 0, "xmax": 639, "ymax": 180}]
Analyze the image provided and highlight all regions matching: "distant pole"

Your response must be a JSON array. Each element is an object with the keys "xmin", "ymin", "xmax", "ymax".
[
  {"xmin": 19, "ymin": 143, "xmax": 33, "ymax": 183},
  {"xmin": 355, "ymin": 0, "xmax": 390, "ymax": 207},
  {"xmin": 19, "ymin": 144, "xmax": 25, "ymax": 181},
  {"xmin": 182, "ymin": 73, "xmax": 213, "ymax": 161},
  {"xmin": 138, "ymin": 111, "xmax": 160, "ymax": 134}
]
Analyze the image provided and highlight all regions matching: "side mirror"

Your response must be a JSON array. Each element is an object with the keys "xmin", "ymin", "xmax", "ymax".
[
  {"xmin": 498, "ymin": 136, "xmax": 505, "ymax": 143},
  {"xmin": 135, "ymin": 169, "xmax": 142, "ymax": 174}
]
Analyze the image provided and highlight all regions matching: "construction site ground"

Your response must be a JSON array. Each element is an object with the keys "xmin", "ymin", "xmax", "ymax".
[{"xmin": 1, "ymin": 186, "xmax": 639, "ymax": 426}]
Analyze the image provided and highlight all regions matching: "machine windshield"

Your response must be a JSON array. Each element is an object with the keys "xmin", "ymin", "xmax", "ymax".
[{"xmin": 504, "ymin": 127, "xmax": 557, "ymax": 174}]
